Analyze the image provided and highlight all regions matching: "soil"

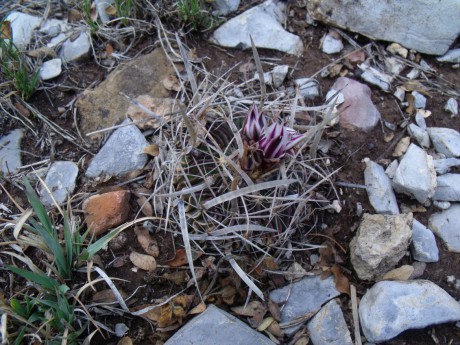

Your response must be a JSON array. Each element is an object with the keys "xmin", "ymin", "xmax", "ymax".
[{"xmin": 1, "ymin": 1, "xmax": 460, "ymax": 344}]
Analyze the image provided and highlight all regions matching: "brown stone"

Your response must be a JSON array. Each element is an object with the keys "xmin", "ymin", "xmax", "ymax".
[
  {"xmin": 76, "ymin": 48, "xmax": 174, "ymax": 141},
  {"xmin": 83, "ymin": 190, "xmax": 131, "ymax": 236}
]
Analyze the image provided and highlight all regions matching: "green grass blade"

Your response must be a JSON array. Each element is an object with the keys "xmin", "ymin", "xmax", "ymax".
[
  {"xmin": 5, "ymin": 266, "xmax": 59, "ymax": 291},
  {"xmin": 22, "ymin": 178, "xmax": 54, "ymax": 233}
]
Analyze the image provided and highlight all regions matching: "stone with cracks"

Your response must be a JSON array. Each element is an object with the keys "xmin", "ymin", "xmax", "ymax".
[
  {"xmin": 210, "ymin": 0, "xmax": 304, "ymax": 56},
  {"xmin": 434, "ymin": 173, "xmax": 460, "ymax": 201},
  {"xmin": 429, "ymin": 204, "xmax": 460, "ymax": 253},
  {"xmin": 269, "ymin": 275, "xmax": 341, "ymax": 335},
  {"xmin": 428, "ymin": 127, "xmax": 460, "ymax": 158},
  {"xmin": 40, "ymin": 161, "xmax": 79, "ymax": 208},
  {"xmin": 307, "ymin": 299, "xmax": 353, "ymax": 345},
  {"xmin": 0, "ymin": 129, "xmax": 23, "ymax": 175},
  {"xmin": 350, "ymin": 213, "xmax": 413, "ymax": 281},
  {"xmin": 410, "ymin": 219, "xmax": 439, "ymax": 263},
  {"xmin": 359, "ymin": 280, "xmax": 460, "ymax": 343},
  {"xmin": 307, "ymin": 0, "xmax": 460, "ymax": 55}
]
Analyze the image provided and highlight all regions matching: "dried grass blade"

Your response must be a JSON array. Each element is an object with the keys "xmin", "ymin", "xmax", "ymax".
[
  {"xmin": 210, "ymin": 224, "xmax": 277, "ymax": 236},
  {"xmin": 176, "ymin": 33, "xmax": 198, "ymax": 101},
  {"xmin": 177, "ymin": 200, "xmax": 203, "ymax": 301},
  {"xmin": 250, "ymin": 35, "xmax": 266, "ymax": 107},
  {"xmin": 203, "ymin": 179, "xmax": 297, "ymax": 209},
  {"xmin": 93, "ymin": 266, "xmax": 130, "ymax": 312},
  {"xmin": 227, "ymin": 255, "xmax": 264, "ymax": 301},
  {"xmin": 13, "ymin": 209, "xmax": 33, "ymax": 239}
]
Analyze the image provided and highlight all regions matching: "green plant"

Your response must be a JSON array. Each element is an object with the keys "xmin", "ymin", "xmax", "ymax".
[
  {"xmin": 178, "ymin": 0, "xmax": 217, "ymax": 32},
  {"xmin": 83, "ymin": 0, "xmax": 99, "ymax": 31},
  {"xmin": 0, "ymin": 37, "xmax": 40, "ymax": 100},
  {"xmin": 114, "ymin": 0, "xmax": 133, "ymax": 25}
]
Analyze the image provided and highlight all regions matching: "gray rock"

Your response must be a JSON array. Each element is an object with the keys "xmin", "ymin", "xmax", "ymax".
[
  {"xmin": 85, "ymin": 120, "xmax": 149, "ymax": 178},
  {"xmin": 428, "ymin": 127, "xmax": 460, "ymax": 157},
  {"xmin": 445, "ymin": 98, "xmax": 458, "ymax": 116},
  {"xmin": 295, "ymin": 78, "xmax": 319, "ymax": 99},
  {"xmin": 407, "ymin": 124, "xmax": 430, "ymax": 148},
  {"xmin": 434, "ymin": 174, "xmax": 460, "ymax": 201},
  {"xmin": 433, "ymin": 201, "xmax": 451, "ymax": 210},
  {"xmin": 410, "ymin": 219, "xmax": 439, "ymax": 263},
  {"xmin": 410, "ymin": 261, "xmax": 426, "ymax": 279},
  {"xmin": 47, "ymin": 33, "xmax": 68, "ymax": 48},
  {"xmin": 254, "ymin": 71, "xmax": 273, "ymax": 85},
  {"xmin": 212, "ymin": 0, "xmax": 240, "ymax": 15},
  {"xmin": 210, "ymin": 0, "xmax": 304, "ymax": 56},
  {"xmin": 434, "ymin": 158, "xmax": 460, "ymax": 174},
  {"xmin": 364, "ymin": 159, "xmax": 399, "ymax": 215},
  {"xmin": 406, "ymin": 67, "xmax": 420, "ymax": 80},
  {"xmin": 393, "ymin": 87, "xmax": 405, "ymax": 102},
  {"xmin": 0, "ymin": 129, "xmax": 23, "ymax": 175},
  {"xmin": 40, "ymin": 59, "xmax": 62, "ymax": 80},
  {"xmin": 429, "ymin": 204, "xmax": 460, "ymax": 252},
  {"xmin": 415, "ymin": 111, "xmax": 427, "ymax": 130},
  {"xmin": 40, "ymin": 161, "xmax": 79, "ymax": 207},
  {"xmin": 412, "ymin": 91, "xmax": 427, "ymax": 109},
  {"xmin": 272, "ymin": 65, "xmax": 289, "ymax": 88},
  {"xmin": 39, "ymin": 18, "xmax": 70, "ymax": 37},
  {"xmin": 6, "ymin": 12, "xmax": 42, "ymax": 49},
  {"xmin": 269, "ymin": 275, "xmax": 341, "ymax": 335},
  {"xmin": 358, "ymin": 64, "xmax": 393, "ymax": 91},
  {"xmin": 437, "ymin": 48, "xmax": 460, "ymax": 63},
  {"xmin": 392, "ymin": 144, "xmax": 436, "ymax": 203},
  {"xmin": 330, "ymin": 77, "xmax": 380, "ymax": 131},
  {"xmin": 59, "ymin": 31, "xmax": 91, "ymax": 62},
  {"xmin": 307, "ymin": 299, "xmax": 353, "ymax": 345},
  {"xmin": 321, "ymin": 32, "xmax": 343, "ymax": 54},
  {"xmin": 350, "ymin": 213, "xmax": 413, "ymax": 281},
  {"xmin": 164, "ymin": 304, "xmax": 275, "ymax": 345},
  {"xmin": 359, "ymin": 280, "xmax": 460, "ymax": 343},
  {"xmin": 385, "ymin": 57, "xmax": 405, "ymax": 75},
  {"xmin": 307, "ymin": 1, "xmax": 460, "ymax": 55},
  {"xmin": 95, "ymin": 0, "xmax": 115, "ymax": 23}
]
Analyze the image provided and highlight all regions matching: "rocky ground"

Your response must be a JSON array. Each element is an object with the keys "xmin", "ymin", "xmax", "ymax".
[{"xmin": 1, "ymin": 0, "xmax": 460, "ymax": 344}]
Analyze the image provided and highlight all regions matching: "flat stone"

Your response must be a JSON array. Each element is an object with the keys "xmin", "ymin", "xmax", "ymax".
[
  {"xmin": 433, "ymin": 201, "xmax": 451, "ymax": 210},
  {"xmin": 393, "ymin": 87, "xmax": 405, "ymax": 102},
  {"xmin": 210, "ymin": 0, "xmax": 304, "ymax": 56},
  {"xmin": 59, "ymin": 31, "xmax": 91, "ymax": 62},
  {"xmin": 307, "ymin": 299, "xmax": 353, "ymax": 345},
  {"xmin": 307, "ymin": 1, "xmax": 460, "ymax": 55},
  {"xmin": 212, "ymin": 0, "xmax": 240, "ymax": 15},
  {"xmin": 392, "ymin": 144, "xmax": 436, "ymax": 203},
  {"xmin": 85, "ymin": 119, "xmax": 149, "ymax": 178},
  {"xmin": 410, "ymin": 219, "xmax": 439, "ymax": 263},
  {"xmin": 83, "ymin": 190, "xmax": 131, "ymax": 236},
  {"xmin": 445, "ymin": 98, "xmax": 458, "ymax": 116},
  {"xmin": 40, "ymin": 58, "xmax": 62, "ymax": 80},
  {"xmin": 295, "ymin": 78, "xmax": 319, "ymax": 99},
  {"xmin": 350, "ymin": 213, "xmax": 413, "ymax": 281},
  {"xmin": 434, "ymin": 174, "xmax": 460, "ymax": 201},
  {"xmin": 434, "ymin": 158, "xmax": 460, "ymax": 174},
  {"xmin": 412, "ymin": 91, "xmax": 427, "ymax": 109},
  {"xmin": 269, "ymin": 275, "xmax": 341, "ymax": 335},
  {"xmin": 330, "ymin": 77, "xmax": 380, "ymax": 131},
  {"xmin": 272, "ymin": 65, "xmax": 289, "ymax": 88},
  {"xmin": 6, "ymin": 12, "xmax": 42, "ymax": 49},
  {"xmin": 429, "ymin": 204, "xmax": 460, "ymax": 252},
  {"xmin": 76, "ymin": 48, "xmax": 173, "ymax": 138},
  {"xmin": 39, "ymin": 161, "xmax": 79, "ymax": 208},
  {"xmin": 428, "ymin": 127, "xmax": 460, "ymax": 158},
  {"xmin": 0, "ymin": 129, "xmax": 23, "ymax": 175},
  {"xmin": 164, "ymin": 304, "xmax": 275, "ymax": 345},
  {"xmin": 321, "ymin": 32, "xmax": 343, "ymax": 54},
  {"xmin": 407, "ymin": 124, "xmax": 430, "ymax": 148},
  {"xmin": 358, "ymin": 64, "xmax": 393, "ymax": 91},
  {"xmin": 364, "ymin": 159, "xmax": 399, "ymax": 215},
  {"xmin": 359, "ymin": 280, "xmax": 460, "ymax": 343},
  {"xmin": 437, "ymin": 49, "xmax": 460, "ymax": 63}
]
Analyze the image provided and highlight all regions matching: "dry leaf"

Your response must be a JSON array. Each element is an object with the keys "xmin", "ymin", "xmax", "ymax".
[
  {"xmin": 129, "ymin": 251, "xmax": 157, "ymax": 271},
  {"xmin": 117, "ymin": 337, "xmax": 133, "ymax": 345},
  {"xmin": 284, "ymin": 262, "xmax": 307, "ymax": 281},
  {"xmin": 267, "ymin": 320, "xmax": 284, "ymax": 337},
  {"xmin": 26, "ymin": 47, "xmax": 57, "ymax": 59},
  {"xmin": 162, "ymin": 75, "xmax": 181, "ymax": 92},
  {"xmin": 126, "ymin": 95, "xmax": 177, "ymax": 130},
  {"xmin": 0, "ymin": 20, "xmax": 11, "ymax": 39},
  {"xmin": 257, "ymin": 317, "xmax": 274, "ymax": 331},
  {"xmin": 294, "ymin": 336, "xmax": 310, "ymax": 345},
  {"xmin": 188, "ymin": 302, "xmax": 206, "ymax": 315},
  {"xmin": 90, "ymin": 1, "xmax": 98, "ymax": 21},
  {"xmin": 163, "ymin": 271, "xmax": 188, "ymax": 285},
  {"xmin": 401, "ymin": 81, "xmax": 431, "ymax": 96},
  {"xmin": 392, "ymin": 136, "xmax": 410, "ymax": 157},
  {"xmin": 134, "ymin": 226, "xmax": 159, "ymax": 257},
  {"xmin": 330, "ymin": 265, "xmax": 350, "ymax": 295},
  {"xmin": 268, "ymin": 300, "xmax": 281, "ymax": 322},
  {"xmin": 14, "ymin": 101, "xmax": 31, "ymax": 117},
  {"xmin": 133, "ymin": 304, "xmax": 161, "ymax": 322},
  {"xmin": 167, "ymin": 248, "xmax": 202, "ymax": 267},
  {"xmin": 384, "ymin": 133, "xmax": 395, "ymax": 142},
  {"xmin": 92, "ymin": 289, "xmax": 127, "ymax": 303},
  {"xmin": 221, "ymin": 285, "xmax": 237, "ymax": 305},
  {"xmin": 136, "ymin": 196, "xmax": 154, "ymax": 217},
  {"xmin": 106, "ymin": 43, "xmax": 114, "ymax": 56},
  {"xmin": 105, "ymin": 5, "xmax": 117, "ymax": 15},
  {"xmin": 144, "ymin": 144, "xmax": 160, "ymax": 157},
  {"xmin": 68, "ymin": 9, "xmax": 83, "ymax": 22},
  {"xmin": 157, "ymin": 295, "xmax": 193, "ymax": 328},
  {"xmin": 382, "ymin": 265, "xmax": 414, "ymax": 281},
  {"xmin": 406, "ymin": 93, "xmax": 416, "ymax": 115},
  {"xmin": 232, "ymin": 301, "xmax": 267, "ymax": 321}
]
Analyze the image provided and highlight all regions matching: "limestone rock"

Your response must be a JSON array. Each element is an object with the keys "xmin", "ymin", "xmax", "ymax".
[
  {"xmin": 40, "ymin": 59, "xmax": 62, "ymax": 80},
  {"xmin": 272, "ymin": 65, "xmax": 289, "ymax": 88},
  {"xmin": 429, "ymin": 204, "xmax": 460, "ymax": 253},
  {"xmin": 59, "ymin": 31, "xmax": 91, "ymax": 62},
  {"xmin": 321, "ymin": 32, "xmax": 343, "ymax": 54},
  {"xmin": 434, "ymin": 174, "xmax": 460, "ymax": 201},
  {"xmin": 212, "ymin": 0, "xmax": 240, "ymax": 15},
  {"xmin": 39, "ymin": 161, "xmax": 79, "ymax": 208},
  {"xmin": 410, "ymin": 219, "xmax": 439, "ymax": 263},
  {"xmin": 437, "ymin": 48, "xmax": 460, "ymax": 63},
  {"xmin": 295, "ymin": 78, "xmax": 319, "ymax": 99},
  {"xmin": 428, "ymin": 127, "xmax": 460, "ymax": 158},
  {"xmin": 0, "ymin": 129, "xmax": 23, "ymax": 175},
  {"xmin": 434, "ymin": 158, "xmax": 460, "ymax": 174},
  {"xmin": 6, "ymin": 12, "xmax": 42, "ymax": 49},
  {"xmin": 350, "ymin": 213, "xmax": 413, "ymax": 281}
]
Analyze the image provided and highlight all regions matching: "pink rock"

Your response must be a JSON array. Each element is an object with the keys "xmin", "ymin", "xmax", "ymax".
[
  {"xmin": 83, "ymin": 190, "xmax": 131, "ymax": 236},
  {"xmin": 332, "ymin": 77, "xmax": 380, "ymax": 131}
]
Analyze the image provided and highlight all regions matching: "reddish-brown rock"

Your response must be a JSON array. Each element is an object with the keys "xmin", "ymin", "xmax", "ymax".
[{"xmin": 83, "ymin": 190, "xmax": 131, "ymax": 236}]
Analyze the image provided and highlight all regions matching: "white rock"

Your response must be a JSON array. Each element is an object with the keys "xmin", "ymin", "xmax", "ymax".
[
  {"xmin": 428, "ymin": 127, "xmax": 460, "ymax": 158},
  {"xmin": 445, "ymin": 98, "xmax": 458, "ymax": 116},
  {"xmin": 412, "ymin": 91, "xmax": 427, "ymax": 109},
  {"xmin": 410, "ymin": 219, "xmax": 439, "ymax": 262},
  {"xmin": 429, "ymin": 204, "xmax": 460, "ymax": 252},
  {"xmin": 321, "ymin": 32, "xmax": 343, "ymax": 54},
  {"xmin": 434, "ymin": 158, "xmax": 460, "ymax": 174},
  {"xmin": 434, "ymin": 174, "xmax": 460, "ymax": 201},
  {"xmin": 437, "ymin": 49, "xmax": 460, "ymax": 63},
  {"xmin": 272, "ymin": 65, "xmax": 289, "ymax": 88},
  {"xmin": 96, "ymin": 0, "xmax": 115, "ymax": 23},
  {"xmin": 0, "ymin": 129, "xmax": 23, "ymax": 175},
  {"xmin": 393, "ymin": 87, "xmax": 405, "ymax": 102},
  {"xmin": 406, "ymin": 68, "xmax": 420, "ymax": 80},
  {"xmin": 358, "ymin": 64, "xmax": 393, "ymax": 91},
  {"xmin": 385, "ymin": 57, "xmax": 405, "ymax": 75},
  {"xmin": 350, "ymin": 213, "xmax": 413, "ymax": 281},
  {"xmin": 392, "ymin": 144, "xmax": 437, "ymax": 203},
  {"xmin": 415, "ymin": 111, "xmax": 427, "ymax": 129},
  {"xmin": 48, "ymin": 33, "xmax": 68, "ymax": 48},
  {"xmin": 364, "ymin": 159, "xmax": 399, "ymax": 215},
  {"xmin": 210, "ymin": 0, "xmax": 304, "ymax": 56},
  {"xmin": 433, "ymin": 201, "xmax": 451, "ymax": 210},
  {"xmin": 360, "ymin": 280, "xmax": 460, "ymax": 343},
  {"xmin": 213, "ymin": 0, "xmax": 240, "ymax": 15},
  {"xmin": 39, "ymin": 19, "xmax": 71, "ymax": 37},
  {"xmin": 40, "ymin": 59, "xmax": 62, "ymax": 80},
  {"xmin": 307, "ymin": 1, "xmax": 460, "ymax": 55},
  {"xmin": 385, "ymin": 160, "xmax": 399, "ymax": 179},
  {"xmin": 40, "ymin": 161, "xmax": 79, "ymax": 207},
  {"xmin": 60, "ymin": 31, "xmax": 91, "ymax": 62},
  {"xmin": 254, "ymin": 71, "xmax": 272, "ymax": 85},
  {"xmin": 407, "ymin": 123, "xmax": 430, "ymax": 148},
  {"xmin": 6, "ymin": 12, "xmax": 42, "ymax": 49},
  {"xmin": 295, "ymin": 78, "xmax": 319, "ymax": 99}
]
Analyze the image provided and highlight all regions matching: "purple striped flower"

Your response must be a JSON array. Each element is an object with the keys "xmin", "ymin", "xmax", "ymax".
[{"xmin": 243, "ymin": 104, "xmax": 267, "ymax": 142}]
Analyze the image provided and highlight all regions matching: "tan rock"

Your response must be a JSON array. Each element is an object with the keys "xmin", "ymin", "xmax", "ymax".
[
  {"xmin": 126, "ymin": 95, "xmax": 181, "ymax": 130},
  {"xmin": 83, "ymin": 190, "xmax": 131, "ymax": 236}
]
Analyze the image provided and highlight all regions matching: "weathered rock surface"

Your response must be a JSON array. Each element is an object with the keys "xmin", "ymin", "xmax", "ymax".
[
  {"xmin": 330, "ymin": 77, "xmax": 380, "ymax": 131},
  {"xmin": 434, "ymin": 158, "xmax": 460, "ymax": 174},
  {"xmin": 392, "ymin": 144, "xmax": 436, "ymax": 203},
  {"xmin": 364, "ymin": 159, "xmax": 399, "ymax": 215},
  {"xmin": 307, "ymin": 299, "xmax": 353, "ymax": 345},
  {"xmin": 272, "ymin": 65, "xmax": 289, "ymax": 88},
  {"xmin": 350, "ymin": 213, "xmax": 413, "ymax": 281},
  {"xmin": 39, "ymin": 161, "xmax": 79, "ymax": 207},
  {"xmin": 359, "ymin": 280, "xmax": 460, "ymax": 343},
  {"xmin": 76, "ymin": 48, "xmax": 173, "ymax": 138},
  {"xmin": 407, "ymin": 123, "xmax": 430, "ymax": 148},
  {"xmin": 212, "ymin": 0, "xmax": 240, "ymax": 15},
  {"xmin": 269, "ymin": 275, "xmax": 341, "ymax": 335},
  {"xmin": 428, "ymin": 127, "xmax": 460, "ymax": 158},
  {"xmin": 40, "ymin": 59, "xmax": 62, "ymax": 80},
  {"xmin": 85, "ymin": 120, "xmax": 149, "ymax": 178},
  {"xmin": 0, "ymin": 129, "xmax": 23, "ymax": 175},
  {"xmin": 321, "ymin": 32, "xmax": 343, "ymax": 54},
  {"xmin": 295, "ymin": 78, "xmax": 319, "ymax": 99},
  {"xmin": 437, "ymin": 48, "xmax": 460, "ymax": 63},
  {"xmin": 59, "ymin": 31, "xmax": 91, "ymax": 62},
  {"xmin": 210, "ymin": 0, "xmax": 304, "ymax": 55},
  {"xmin": 6, "ymin": 12, "xmax": 42, "ymax": 48},
  {"xmin": 445, "ymin": 98, "xmax": 459, "ymax": 116},
  {"xmin": 358, "ymin": 64, "xmax": 393, "ymax": 91},
  {"xmin": 434, "ymin": 173, "xmax": 460, "ymax": 201},
  {"xmin": 410, "ymin": 219, "xmax": 439, "ymax": 263},
  {"xmin": 83, "ymin": 190, "xmax": 131, "ymax": 236},
  {"xmin": 429, "ymin": 204, "xmax": 460, "ymax": 252},
  {"xmin": 125, "ymin": 96, "xmax": 182, "ymax": 130},
  {"xmin": 165, "ymin": 305, "xmax": 275, "ymax": 345},
  {"xmin": 307, "ymin": 0, "xmax": 460, "ymax": 55}
]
